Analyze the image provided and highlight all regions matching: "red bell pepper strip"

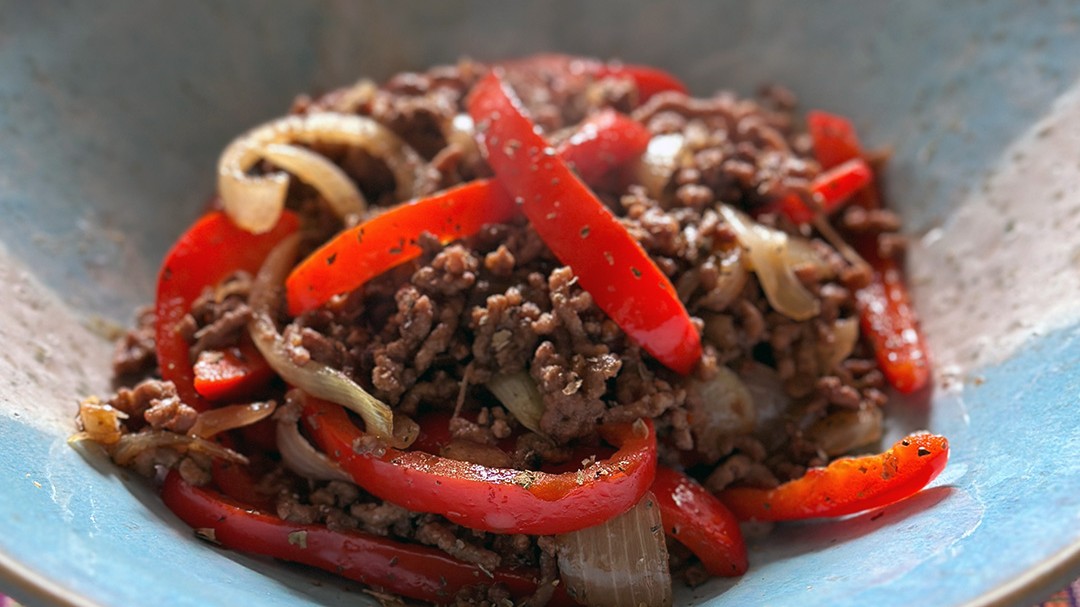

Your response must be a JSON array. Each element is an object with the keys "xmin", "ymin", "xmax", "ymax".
[
  {"xmin": 161, "ymin": 471, "xmax": 572, "ymax": 605},
  {"xmin": 652, "ymin": 466, "xmax": 747, "ymax": 576},
  {"xmin": 807, "ymin": 110, "xmax": 931, "ymax": 393},
  {"xmin": 856, "ymin": 257, "xmax": 932, "ymax": 393},
  {"xmin": 557, "ymin": 108, "xmax": 653, "ymax": 186},
  {"xmin": 193, "ymin": 339, "xmax": 275, "ymax": 402},
  {"xmin": 768, "ymin": 158, "xmax": 874, "ymax": 224},
  {"xmin": 303, "ymin": 397, "xmax": 657, "ymax": 535},
  {"xmin": 156, "ymin": 211, "xmax": 299, "ymax": 411},
  {"xmin": 719, "ymin": 433, "xmax": 949, "ymax": 521},
  {"xmin": 807, "ymin": 110, "xmax": 865, "ymax": 171},
  {"xmin": 285, "ymin": 111, "xmax": 651, "ymax": 316},
  {"xmin": 505, "ymin": 53, "xmax": 689, "ymax": 101},
  {"xmin": 285, "ymin": 179, "xmax": 516, "ymax": 316},
  {"xmin": 468, "ymin": 71, "xmax": 702, "ymax": 375}
]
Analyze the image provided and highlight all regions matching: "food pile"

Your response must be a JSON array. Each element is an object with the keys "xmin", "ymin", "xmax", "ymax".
[{"xmin": 76, "ymin": 55, "xmax": 945, "ymax": 606}]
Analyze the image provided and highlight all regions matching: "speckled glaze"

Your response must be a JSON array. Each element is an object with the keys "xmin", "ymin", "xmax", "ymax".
[{"xmin": 2, "ymin": 2, "xmax": 1079, "ymax": 606}]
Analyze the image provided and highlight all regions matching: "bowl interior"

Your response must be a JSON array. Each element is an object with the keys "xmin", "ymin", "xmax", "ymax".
[{"xmin": 2, "ymin": 2, "xmax": 1080, "ymax": 606}]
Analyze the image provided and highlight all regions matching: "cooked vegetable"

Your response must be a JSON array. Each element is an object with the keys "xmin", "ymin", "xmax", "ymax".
[
  {"xmin": 806, "ymin": 110, "xmax": 931, "ymax": 393},
  {"xmin": 111, "ymin": 431, "xmax": 247, "ymax": 466},
  {"xmin": 302, "ymin": 397, "xmax": 658, "ymax": 535},
  {"xmin": 486, "ymin": 371, "xmax": 546, "ymax": 436},
  {"xmin": 556, "ymin": 491, "xmax": 672, "ymax": 607},
  {"xmin": 767, "ymin": 158, "xmax": 873, "ymax": 224},
  {"xmin": 719, "ymin": 205, "xmax": 820, "ymax": 321},
  {"xmin": 155, "ymin": 210, "xmax": 300, "ymax": 412},
  {"xmin": 75, "ymin": 397, "xmax": 126, "ymax": 445},
  {"xmin": 857, "ymin": 257, "xmax": 932, "ymax": 393},
  {"xmin": 248, "ymin": 235, "xmax": 398, "ymax": 445},
  {"xmin": 285, "ymin": 179, "xmax": 517, "ymax": 315},
  {"xmin": 187, "ymin": 401, "xmax": 276, "ymax": 440},
  {"xmin": 192, "ymin": 341, "xmax": 275, "ymax": 402},
  {"xmin": 161, "ymin": 471, "xmax": 572, "ymax": 605},
  {"xmin": 218, "ymin": 113, "xmax": 425, "ymax": 233},
  {"xmin": 719, "ymin": 433, "xmax": 949, "ymax": 521},
  {"xmin": 274, "ymin": 396, "xmax": 351, "ymax": 483},
  {"xmin": 285, "ymin": 109, "xmax": 651, "ymax": 316},
  {"xmin": 652, "ymin": 466, "xmax": 747, "ymax": 576},
  {"xmin": 468, "ymin": 70, "xmax": 702, "ymax": 375}
]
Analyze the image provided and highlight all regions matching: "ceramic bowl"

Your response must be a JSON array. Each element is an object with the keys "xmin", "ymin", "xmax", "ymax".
[{"xmin": 2, "ymin": 2, "xmax": 1080, "ymax": 606}]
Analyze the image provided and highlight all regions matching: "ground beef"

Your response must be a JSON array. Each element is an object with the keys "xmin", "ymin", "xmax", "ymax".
[
  {"xmin": 112, "ymin": 305, "xmax": 156, "ymax": 378},
  {"xmin": 109, "ymin": 378, "xmax": 195, "ymax": 433}
]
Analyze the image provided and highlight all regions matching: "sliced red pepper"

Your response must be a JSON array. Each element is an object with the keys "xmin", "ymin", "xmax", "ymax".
[
  {"xmin": 856, "ymin": 256, "xmax": 932, "ymax": 393},
  {"xmin": 468, "ymin": 71, "xmax": 702, "ymax": 375},
  {"xmin": 303, "ymin": 397, "xmax": 657, "ymax": 535},
  {"xmin": 285, "ymin": 111, "xmax": 652, "ymax": 316},
  {"xmin": 807, "ymin": 110, "xmax": 865, "ymax": 171},
  {"xmin": 767, "ymin": 158, "xmax": 874, "ymax": 224},
  {"xmin": 193, "ymin": 339, "xmax": 275, "ymax": 402},
  {"xmin": 557, "ymin": 108, "xmax": 652, "ymax": 186},
  {"xmin": 652, "ymin": 466, "xmax": 747, "ymax": 576},
  {"xmin": 719, "ymin": 433, "xmax": 949, "ymax": 521},
  {"xmin": 161, "ymin": 471, "xmax": 572, "ymax": 605},
  {"xmin": 807, "ymin": 110, "xmax": 931, "ymax": 393},
  {"xmin": 506, "ymin": 53, "xmax": 688, "ymax": 101},
  {"xmin": 156, "ymin": 211, "xmax": 299, "ymax": 411},
  {"xmin": 286, "ymin": 179, "xmax": 515, "ymax": 316}
]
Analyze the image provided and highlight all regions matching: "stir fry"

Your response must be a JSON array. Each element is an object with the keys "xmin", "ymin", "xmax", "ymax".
[{"xmin": 76, "ymin": 55, "xmax": 944, "ymax": 607}]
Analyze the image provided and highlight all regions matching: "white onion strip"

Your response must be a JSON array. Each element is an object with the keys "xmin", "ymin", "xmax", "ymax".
[
  {"xmin": 110, "ymin": 431, "xmax": 248, "ymax": 466},
  {"xmin": 247, "ymin": 234, "xmax": 396, "ymax": 444},
  {"xmin": 486, "ymin": 372, "xmax": 545, "ymax": 436},
  {"xmin": 218, "ymin": 112, "xmax": 426, "ymax": 233},
  {"xmin": 188, "ymin": 401, "xmax": 277, "ymax": 440},
  {"xmin": 261, "ymin": 143, "xmax": 367, "ymax": 219},
  {"xmin": 556, "ymin": 491, "xmax": 672, "ymax": 607},
  {"xmin": 719, "ymin": 204, "xmax": 821, "ymax": 321},
  {"xmin": 276, "ymin": 395, "xmax": 352, "ymax": 482}
]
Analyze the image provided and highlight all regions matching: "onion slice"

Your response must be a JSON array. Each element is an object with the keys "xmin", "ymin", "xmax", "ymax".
[
  {"xmin": 688, "ymin": 365, "xmax": 756, "ymax": 460},
  {"xmin": 719, "ymin": 205, "xmax": 820, "ymax": 321},
  {"xmin": 188, "ymin": 401, "xmax": 277, "ymax": 440},
  {"xmin": 276, "ymin": 394, "xmax": 352, "ymax": 482},
  {"xmin": 636, "ymin": 133, "xmax": 687, "ymax": 199},
  {"xmin": 261, "ymin": 143, "xmax": 367, "ymax": 220},
  {"xmin": 111, "ymin": 431, "xmax": 248, "ymax": 466},
  {"xmin": 218, "ymin": 112, "xmax": 426, "ymax": 233},
  {"xmin": 556, "ymin": 491, "xmax": 672, "ymax": 607},
  {"xmin": 486, "ymin": 372, "xmax": 545, "ymax": 436},
  {"xmin": 818, "ymin": 317, "xmax": 860, "ymax": 372},
  {"xmin": 247, "ymin": 234, "xmax": 396, "ymax": 444}
]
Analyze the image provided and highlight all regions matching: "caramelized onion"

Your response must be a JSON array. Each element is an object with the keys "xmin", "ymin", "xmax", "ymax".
[
  {"xmin": 486, "ymin": 372, "xmax": 545, "ymax": 436},
  {"xmin": 76, "ymin": 396, "xmax": 127, "ymax": 445},
  {"xmin": 275, "ymin": 396, "xmax": 351, "ymax": 482},
  {"xmin": 188, "ymin": 401, "xmax": 277, "ymax": 440},
  {"xmin": 741, "ymin": 362, "xmax": 792, "ymax": 450},
  {"xmin": 806, "ymin": 407, "xmax": 883, "ymax": 456},
  {"xmin": 719, "ymin": 205, "xmax": 820, "ymax": 321},
  {"xmin": 689, "ymin": 365, "xmax": 756, "ymax": 458},
  {"xmin": 247, "ymin": 234, "xmax": 397, "ymax": 444},
  {"xmin": 636, "ymin": 133, "xmax": 687, "ymax": 199},
  {"xmin": 556, "ymin": 491, "xmax": 672, "ymax": 607},
  {"xmin": 818, "ymin": 317, "xmax": 860, "ymax": 372},
  {"xmin": 261, "ymin": 143, "xmax": 367, "ymax": 219},
  {"xmin": 218, "ymin": 112, "xmax": 426, "ymax": 233},
  {"xmin": 111, "ymin": 431, "xmax": 247, "ymax": 466}
]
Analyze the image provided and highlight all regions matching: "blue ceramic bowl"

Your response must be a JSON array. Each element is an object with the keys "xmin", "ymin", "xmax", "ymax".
[{"xmin": 3, "ymin": 2, "xmax": 1080, "ymax": 606}]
